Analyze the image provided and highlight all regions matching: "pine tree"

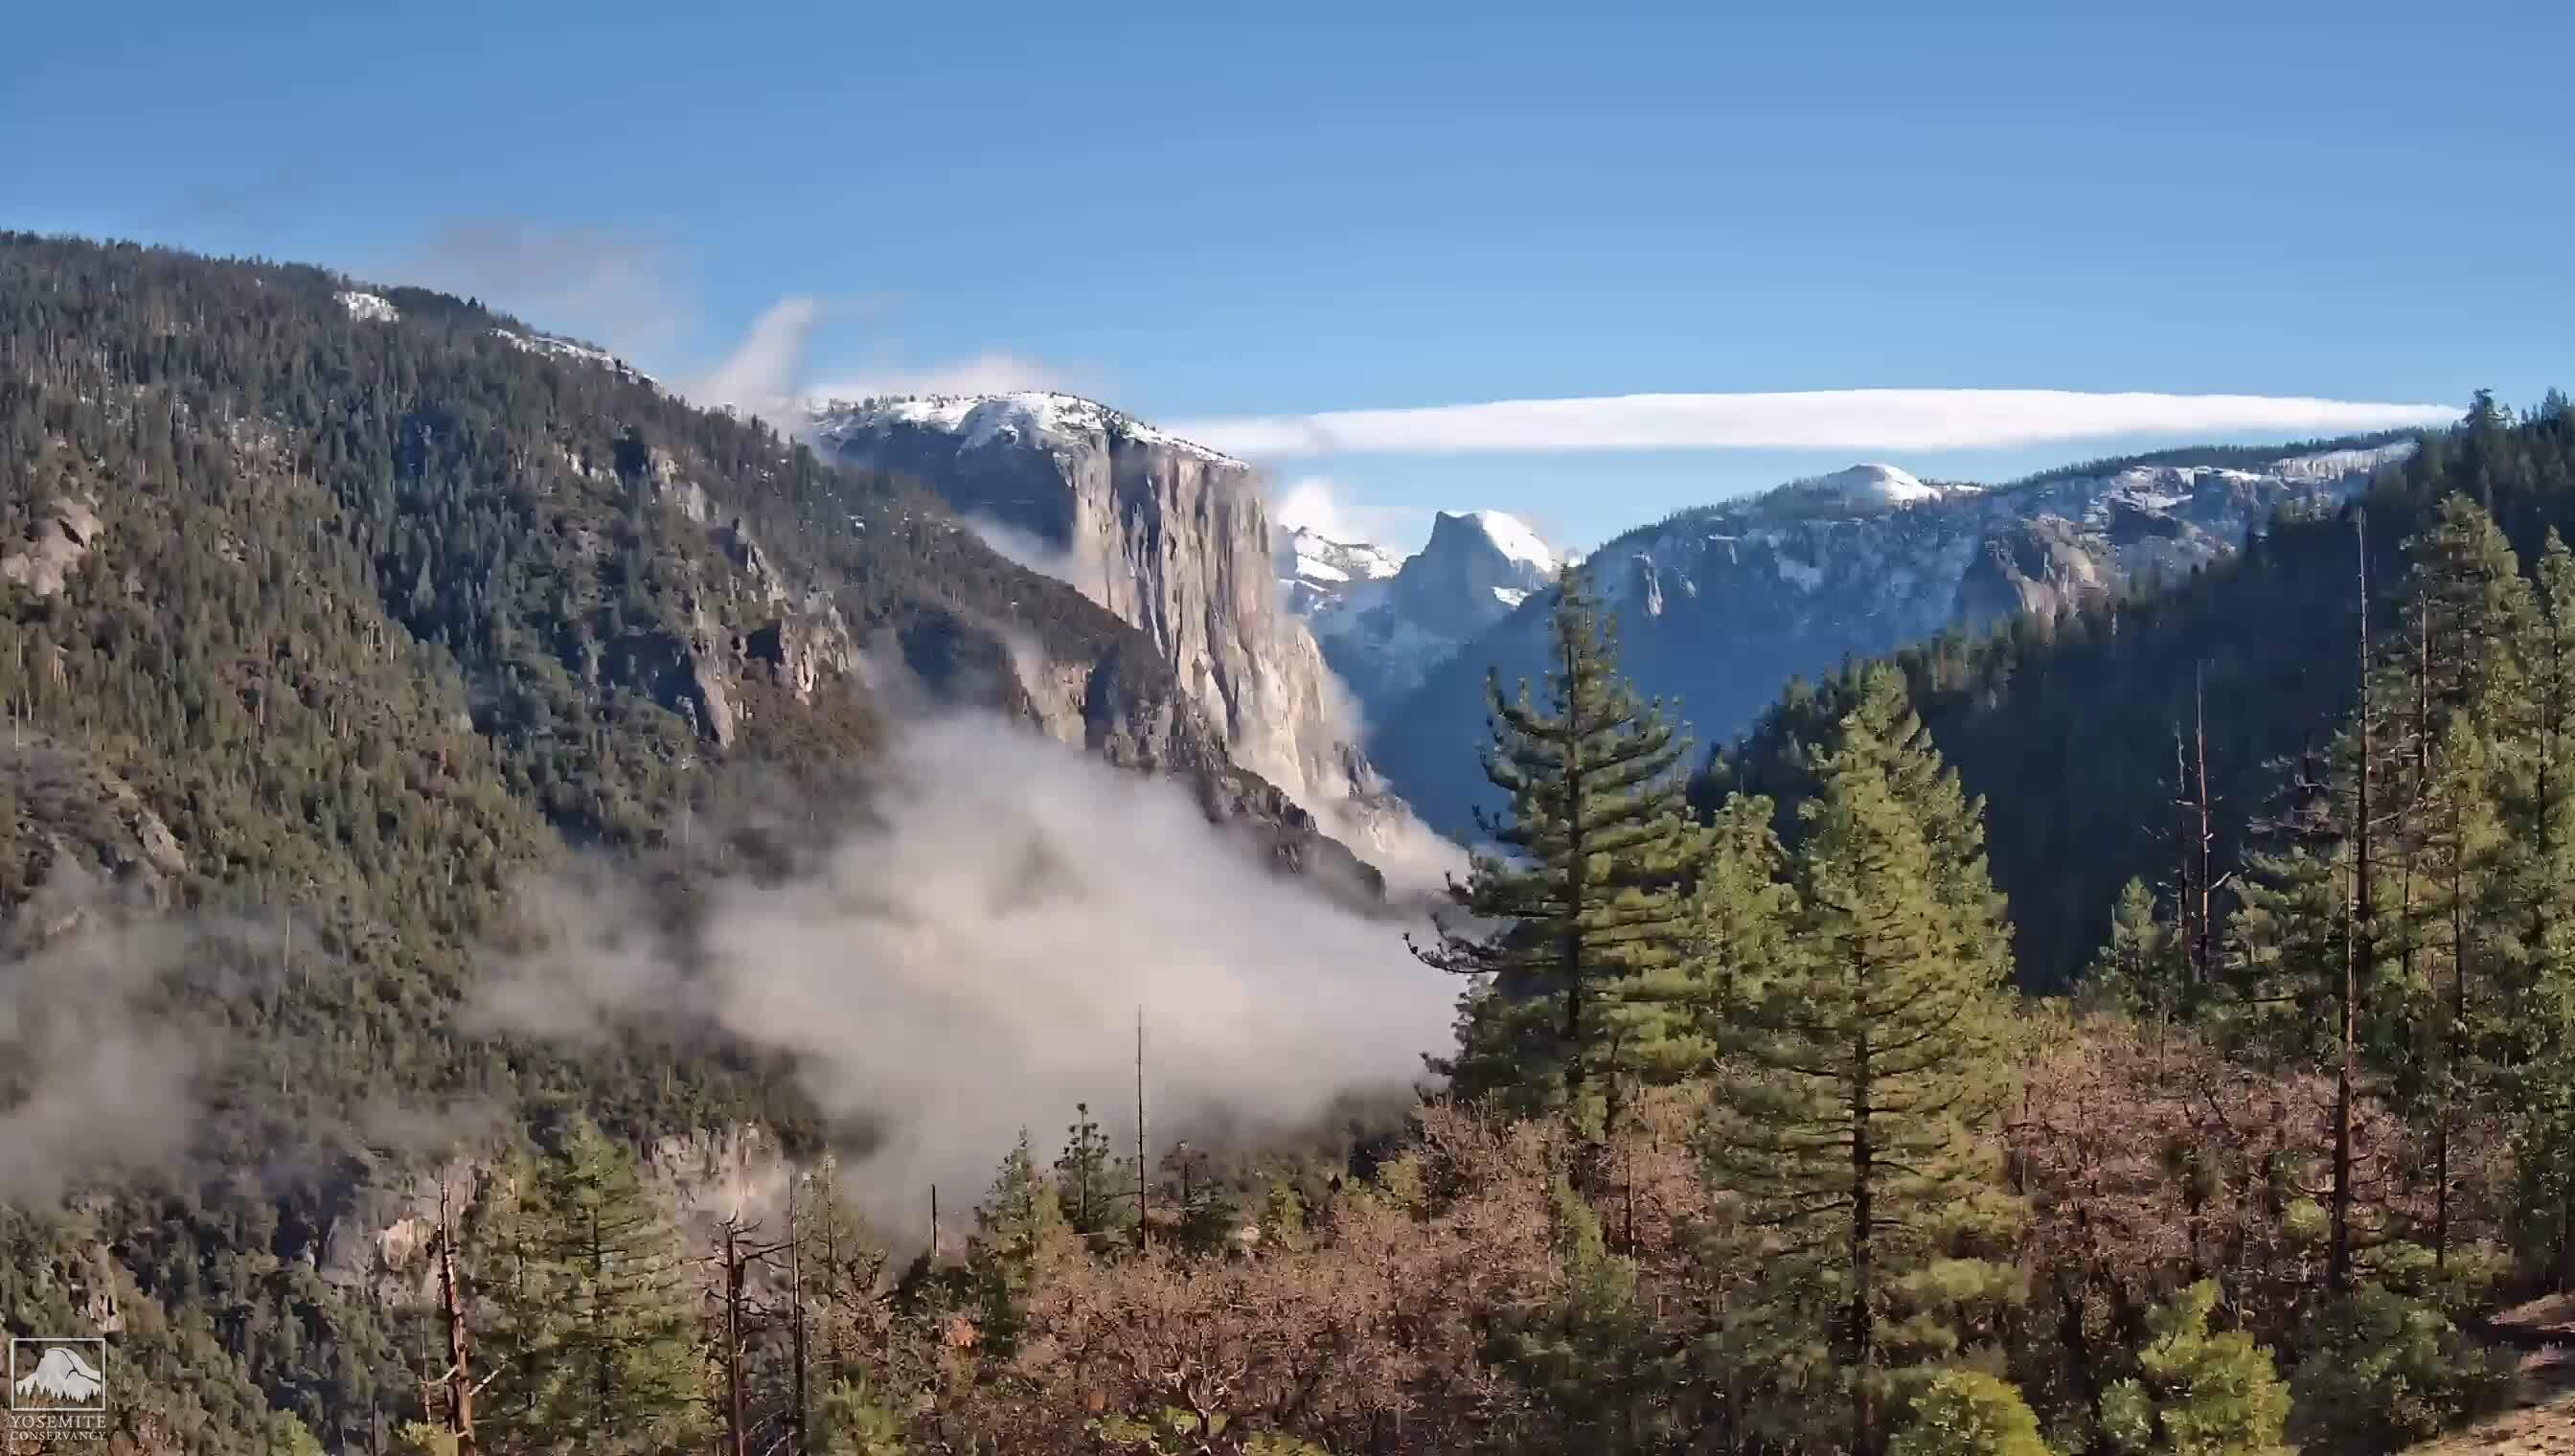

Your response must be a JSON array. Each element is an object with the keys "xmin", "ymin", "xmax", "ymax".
[
  {"xmin": 1701, "ymin": 666, "xmax": 2016, "ymax": 1455},
  {"xmin": 1053, "ymin": 1103, "xmax": 1121, "ymax": 1241},
  {"xmin": 1411, "ymin": 561, "xmax": 1708, "ymax": 1130},
  {"xmin": 792, "ymin": 1156, "xmax": 886, "ymax": 1396},
  {"xmin": 966, "ymin": 1130, "xmax": 1064, "ymax": 1356},
  {"xmin": 2503, "ymin": 532, "xmax": 2575, "ymax": 1287},
  {"xmin": 2097, "ymin": 1281, "xmax": 2290, "ymax": 1456},
  {"xmin": 1489, "ymin": 1174, "xmax": 1675, "ymax": 1454},
  {"xmin": 2088, "ymin": 876, "xmax": 2183, "ymax": 1026},
  {"xmin": 481, "ymin": 1119, "xmax": 706, "ymax": 1456},
  {"xmin": 2383, "ymin": 498, "xmax": 2530, "ymax": 1266}
]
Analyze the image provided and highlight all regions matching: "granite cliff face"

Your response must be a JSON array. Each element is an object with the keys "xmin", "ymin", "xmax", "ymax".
[
  {"xmin": 807, "ymin": 393, "xmax": 1414, "ymax": 865},
  {"xmin": 1289, "ymin": 509, "xmax": 1561, "ymax": 707},
  {"xmin": 1372, "ymin": 444, "xmax": 2418, "ymax": 835}
]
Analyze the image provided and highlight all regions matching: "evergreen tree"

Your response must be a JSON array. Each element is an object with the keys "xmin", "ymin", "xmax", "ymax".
[
  {"xmin": 1411, "ymin": 561, "xmax": 1708, "ymax": 1130},
  {"xmin": 480, "ymin": 1120, "xmax": 705, "ymax": 1456},
  {"xmin": 792, "ymin": 1155, "xmax": 887, "ymax": 1394},
  {"xmin": 1489, "ymin": 1174, "xmax": 1675, "ymax": 1454},
  {"xmin": 1701, "ymin": 666, "xmax": 2017, "ymax": 1455},
  {"xmin": 2501, "ymin": 532, "xmax": 2575, "ymax": 1286},
  {"xmin": 2097, "ymin": 1282, "xmax": 2290, "ymax": 1456},
  {"xmin": 1053, "ymin": 1103, "xmax": 1121, "ymax": 1241},
  {"xmin": 2087, "ymin": 876, "xmax": 2184, "ymax": 1026},
  {"xmin": 964, "ymin": 1130, "xmax": 1065, "ymax": 1356}
]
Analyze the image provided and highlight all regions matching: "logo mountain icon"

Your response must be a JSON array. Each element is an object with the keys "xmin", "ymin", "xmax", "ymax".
[{"xmin": 11, "ymin": 1344, "xmax": 104, "ymax": 1408}]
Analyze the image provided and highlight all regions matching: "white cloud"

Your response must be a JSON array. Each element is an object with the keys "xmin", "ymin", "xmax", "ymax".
[
  {"xmin": 1170, "ymin": 389, "xmax": 2464, "ymax": 459},
  {"xmin": 686, "ymin": 293, "xmax": 1082, "ymax": 425},
  {"xmin": 690, "ymin": 295, "xmax": 823, "ymax": 418},
  {"xmin": 471, "ymin": 713, "xmax": 1453, "ymax": 1245},
  {"xmin": 1266, "ymin": 475, "xmax": 1428, "ymax": 552}
]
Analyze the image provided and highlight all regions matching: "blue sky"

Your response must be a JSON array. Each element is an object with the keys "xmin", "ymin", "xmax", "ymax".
[{"xmin": 7, "ymin": 0, "xmax": 2567, "ymax": 549}]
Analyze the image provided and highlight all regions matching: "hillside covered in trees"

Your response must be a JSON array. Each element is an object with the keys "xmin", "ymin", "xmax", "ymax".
[
  {"xmin": 2, "ymin": 230, "xmax": 2571, "ymax": 1456},
  {"xmin": 0, "ymin": 233, "xmax": 1369, "ymax": 1454},
  {"xmin": 1709, "ymin": 397, "xmax": 2575, "ymax": 988}
]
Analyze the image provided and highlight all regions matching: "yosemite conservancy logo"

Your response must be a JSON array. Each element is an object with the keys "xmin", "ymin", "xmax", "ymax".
[{"xmin": 9, "ymin": 1337, "xmax": 108, "ymax": 1441}]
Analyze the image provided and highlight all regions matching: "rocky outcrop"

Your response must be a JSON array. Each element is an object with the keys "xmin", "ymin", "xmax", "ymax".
[
  {"xmin": 807, "ymin": 394, "xmax": 1379, "ymax": 823},
  {"xmin": 1294, "ymin": 510, "xmax": 1561, "ymax": 704},
  {"xmin": 1955, "ymin": 515, "xmax": 2116, "ymax": 628},
  {"xmin": 314, "ymin": 1127, "xmax": 800, "ymax": 1304},
  {"xmin": 880, "ymin": 611, "xmax": 1386, "ymax": 902},
  {"xmin": 0, "ymin": 732, "xmax": 189, "ymax": 920},
  {"xmin": 598, "ymin": 450, "xmax": 863, "ymax": 751},
  {"xmin": 1373, "ymin": 443, "xmax": 2417, "ymax": 835},
  {"xmin": 1, "ymin": 495, "xmax": 103, "ymax": 599}
]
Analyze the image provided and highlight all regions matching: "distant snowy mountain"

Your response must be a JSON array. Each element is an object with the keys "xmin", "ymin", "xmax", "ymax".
[
  {"xmin": 1370, "ymin": 441, "xmax": 2423, "ymax": 835},
  {"xmin": 1282, "ymin": 509, "xmax": 1564, "ymax": 706},
  {"xmin": 1278, "ymin": 527, "xmax": 1404, "ymax": 614}
]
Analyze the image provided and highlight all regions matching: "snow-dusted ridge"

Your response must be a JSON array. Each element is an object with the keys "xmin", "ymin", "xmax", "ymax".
[
  {"xmin": 806, "ymin": 391, "xmax": 1243, "ymax": 467},
  {"xmin": 487, "ymin": 328, "xmax": 660, "ymax": 391}
]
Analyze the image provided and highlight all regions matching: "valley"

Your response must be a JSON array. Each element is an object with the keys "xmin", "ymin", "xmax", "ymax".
[{"xmin": 0, "ymin": 233, "xmax": 2567, "ymax": 1456}]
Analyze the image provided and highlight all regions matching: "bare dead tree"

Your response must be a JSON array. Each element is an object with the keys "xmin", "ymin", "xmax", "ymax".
[
  {"xmin": 431, "ymin": 1176, "xmax": 500, "ymax": 1453},
  {"xmin": 696, "ymin": 1215, "xmax": 794, "ymax": 1456}
]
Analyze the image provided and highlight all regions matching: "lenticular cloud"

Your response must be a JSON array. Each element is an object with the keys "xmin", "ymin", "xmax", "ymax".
[{"xmin": 1170, "ymin": 389, "xmax": 2461, "ymax": 459}]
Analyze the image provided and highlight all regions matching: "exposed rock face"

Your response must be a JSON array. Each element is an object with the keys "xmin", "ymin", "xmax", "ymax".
[
  {"xmin": 1373, "ymin": 443, "xmax": 2418, "ymax": 835},
  {"xmin": 1, "ymin": 495, "xmax": 103, "ymax": 599},
  {"xmin": 1292, "ymin": 510, "xmax": 1561, "ymax": 704},
  {"xmin": 596, "ymin": 453, "xmax": 862, "ymax": 751},
  {"xmin": 0, "ymin": 733, "xmax": 189, "ymax": 919},
  {"xmin": 882, "ymin": 614, "xmax": 1387, "ymax": 901},
  {"xmin": 315, "ymin": 1127, "xmax": 800, "ymax": 1303},
  {"xmin": 806, "ymin": 393, "xmax": 1379, "ymax": 823},
  {"xmin": 1955, "ymin": 515, "xmax": 2115, "ymax": 628}
]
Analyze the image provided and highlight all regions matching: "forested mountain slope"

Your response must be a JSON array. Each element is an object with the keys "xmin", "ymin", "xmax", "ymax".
[
  {"xmin": 1705, "ymin": 396, "xmax": 2575, "ymax": 989},
  {"xmin": 0, "ymin": 233, "xmax": 1372, "ymax": 1451}
]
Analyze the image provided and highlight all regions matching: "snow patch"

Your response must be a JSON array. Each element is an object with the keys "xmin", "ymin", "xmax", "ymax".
[
  {"xmin": 1493, "ymin": 586, "xmax": 1530, "ymax": 608},
  {"xmin": 1774, "ymin": 554, "xmax": 1825, "ymax": 592},
  {"xmin": 2268, "ymin": 441, "xmax": 2420, "ymax": 481},
  {"xmin": 1457, "ymin": 510, "xmax": 1557, "ymax": 572},
  {"xmin": 1766, "ymin": 463, "xmax": 1940, "ymax": 516},
  {"xmin": 335, "ymin": 290, "xmax": 399, "ymax": 324},
  {"xmin": 490, "ymin": 328, "xmax": 657, "ymax": 387}
]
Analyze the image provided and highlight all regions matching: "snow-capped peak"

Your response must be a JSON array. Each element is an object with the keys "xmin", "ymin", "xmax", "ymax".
[
  {"xmin": 806, "ymin": 391, "xmax": 1243, "ymax": 467},
  {"xmin": 335, "ymin": 290, "xmax": 399, "ymax": 324},
  {"xmin": 1758, "ymin": 462, "xmax": 1948, "ymax": 518},
  {"xmin": 1281, "ymin": 526, "xmax": 1403, "ymax": 586},
  {"xmin": 1445, "ymin": 510, "xmax": 1558, "ymax": 573}
]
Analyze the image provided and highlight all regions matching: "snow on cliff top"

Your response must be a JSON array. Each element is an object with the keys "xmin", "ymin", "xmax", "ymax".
[
  {"xmin": 1778, "ymin": 463, "xmax": 1943, "ymax": 512},
  {"xmin": 1446, "ymin": 510, "xmax": 1558, "ymax": 572},
  {"xmin": 1284, "ymin": 527, "xmax": 1404, "ymax": 585},
  {"xmin": 809, "ymin": 391, "xmax": 1243, "ymax": 466},
  {"xmin": 335, "ymin": 290, "xmax": 399, "ymax": 324},
  {"xmin": 490, "ymin": 328, "xmax": 658, "ymax": 387}
]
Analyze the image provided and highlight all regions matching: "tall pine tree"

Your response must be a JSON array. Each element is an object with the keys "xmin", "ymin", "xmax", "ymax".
[
  {"xmin": 1412, "ymin": 561, "xmax": 1708, "ymax": 1130},
  {"xmin": 1700, "ymin": 667, "xmax": 2016, "ymax": 1455},
  {"xmin": 477, "ymin": 1119, "xmax": 707, "ymax": 1456}
]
